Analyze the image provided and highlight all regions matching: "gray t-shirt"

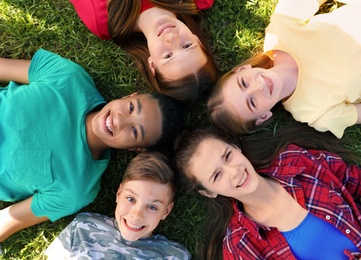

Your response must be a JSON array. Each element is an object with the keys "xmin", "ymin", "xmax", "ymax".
[{"xmin": 45, "ymin": 212, "xmax": 191, "ymax": 260}]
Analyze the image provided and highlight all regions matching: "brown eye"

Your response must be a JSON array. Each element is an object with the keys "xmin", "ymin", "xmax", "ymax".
[
  {"xmin": 242, "ymin": 78, "xmax": 247, "ymax": 88},
  {"xmin": 214, "ymin": 171, "xmax": 220, "ymax": 182},
  {"xmin": 163, "ymin": 53, "xmax": 173, "ymax": 59},
  {"xmin": 132, "ymin": 127, "xmax": 138, "ymax": 139},
  {"xmin": 225, "ymin": 151, "xmax": 231, "ymax": 162},
  {"xmin": 129, "ymin": 102, "xmax": 134, "ymax": 114}
]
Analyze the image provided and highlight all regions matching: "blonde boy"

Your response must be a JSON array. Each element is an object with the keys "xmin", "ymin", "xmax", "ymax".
[{"xmin": 45, "ymin": 152, "xmax": 190, "ymax": 259}]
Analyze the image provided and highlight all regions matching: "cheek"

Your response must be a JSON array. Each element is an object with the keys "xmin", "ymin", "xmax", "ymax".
[
  {"xmin": 113, "ymin": 134, "xmax": 129, "ymax": 148},
  {"xmin": 149, "ymin": 214, "xmax": 163, "ymax": 226}
]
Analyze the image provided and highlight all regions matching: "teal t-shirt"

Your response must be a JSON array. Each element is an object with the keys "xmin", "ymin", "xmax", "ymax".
[{"xmin": 0, "ymin": 49, "xmax": 110, "ymax": 221}]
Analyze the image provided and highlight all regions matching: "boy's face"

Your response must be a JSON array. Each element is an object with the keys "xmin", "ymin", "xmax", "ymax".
[
  {"xmin": 92, "ymin": 93, "xmax": 162, "ymax": 149},
  {"xmin": 114, "ymin": 179, "xmax": 174, "ymax": 241}
]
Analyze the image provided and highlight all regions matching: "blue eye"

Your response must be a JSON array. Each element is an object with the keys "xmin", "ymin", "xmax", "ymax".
[
  {"xmin": 148, "ymin": 205, "xmax": 158, "ymax": 211},
  {"xmin": 126, "ymin": 197, "xmax": 135, "ymax": 203}
]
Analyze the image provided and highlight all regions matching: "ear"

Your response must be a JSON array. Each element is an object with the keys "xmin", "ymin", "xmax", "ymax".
[
  {"xmin": 255, "ymin": 111, "xmax": 273, "ymax": 125},
  {"xmin": 115, "ymin": 183, "xmax": 123, "ymax": 203},
  {"xmin": 198, "ymin": 190, "xmax": 217, "ymax": 198},
  {"xmin": 122, "ymin": 92, "xmax": 138, "ymax": 99},
  {"xmin": 148, "ymin": 57, "xmax": 156, "ymax": 76},
  {"xmin": 233, "ymin": 64, "xmax": 252, "ymax": 73},
  {"xmin": 161, "ymin": 201, "xmax": 174, "ymax": 220}
]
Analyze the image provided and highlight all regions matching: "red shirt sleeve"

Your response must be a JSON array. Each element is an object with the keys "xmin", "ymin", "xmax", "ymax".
[
  {"xmin": 194, "ymin": 0, "xmax": 214, "ymax": 10},
  {"xmin": 70, "ymin": 0, "xmax": 111, "ymax": 40}
]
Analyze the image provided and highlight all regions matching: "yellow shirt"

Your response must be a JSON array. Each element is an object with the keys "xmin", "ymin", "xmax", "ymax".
[{"xmin": 264, "ymin": 0, "xmax": 361, "ymax": 138}]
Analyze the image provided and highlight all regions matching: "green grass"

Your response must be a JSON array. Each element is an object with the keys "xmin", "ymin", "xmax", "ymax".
[{"xmin": 1, "ymin": 0, "xmax": 360, "ymax": 259}]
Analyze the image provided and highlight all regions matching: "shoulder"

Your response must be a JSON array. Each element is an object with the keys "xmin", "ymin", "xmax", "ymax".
[
  {"xmin": 273, "ymin": 0, "xmax": 319, "ymax": 20},
  {"xmin": 29, "ymin": 49, "xmax": 88, "ymax": 81},
  {"xmin": 73, "ymin": 212, "xmax": 113, "ymax": 226},
  {"xmin": 144, "ymin": 234, "xmax": 191, "ymax": 258}
]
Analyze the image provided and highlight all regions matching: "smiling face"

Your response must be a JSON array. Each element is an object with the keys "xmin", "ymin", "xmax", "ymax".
[
  {"xmin": 91, "ymin": 93, "xmax": 162, "ymax": 149},
  {"xmin": 114, "ymin": 179, "xmax": 174, "ymax": 241},
  {"xmin": 147, "ymin": 14, "xmax": 207, "ymax": 80},
  {"xmin": 188, "ymin": 137, "xmax": 260, "ymax": 200},
  {"xmin": 222, "ymin": 65, "xmax": 284, "ymax": 125}
]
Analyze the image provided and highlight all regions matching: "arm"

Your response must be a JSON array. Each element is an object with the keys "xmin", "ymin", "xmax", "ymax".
[
  {"xmin": 0, "ymin": 58, "xmax": 30, "ymax": 84},
  {"xmin": 0, "ymin": 196, "xmax": 48, "ymax": 242}
]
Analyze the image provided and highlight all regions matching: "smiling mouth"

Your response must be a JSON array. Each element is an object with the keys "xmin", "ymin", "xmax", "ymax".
[
  {"xmin": 236, "ymin": 170, "xmax": 248, "ymax": 188},
  {"xmin": 124, "ymin": 219, "xmax": 145, "ymax": 231},
  {"xmin": 158, "ymin": 25, "xmax": 175, "ymax": 37},
  {"xmin": 263, "ymin": 76, "xmax": 273, "ymax": 96},
  {"xmin": 105, "ymin": 115, "xmax": 113, "ymax": 136}
]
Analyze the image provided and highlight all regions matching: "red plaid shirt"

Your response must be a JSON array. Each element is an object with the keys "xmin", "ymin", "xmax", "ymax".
[{"xmin": 223, "ymin": 144, "xmax": 361, "ymax": 259}]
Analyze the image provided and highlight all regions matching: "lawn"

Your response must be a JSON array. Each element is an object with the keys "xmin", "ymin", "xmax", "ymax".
[{"xmin": 1, "ymin": 0, "xmax": 359, "ymax": 259}]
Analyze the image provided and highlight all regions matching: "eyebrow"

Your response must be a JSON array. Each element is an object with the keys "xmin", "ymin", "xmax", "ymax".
[
  {"xmin": 136, "ymin": 98, "xmax": 145, "ymax": 141},
  {"xmin": 125, "ymin": 188, "xmax": 165, "ymax": 204},
  {"xmin": 208, "ymin": 147, "xmax": 228, "ymax": 182}
]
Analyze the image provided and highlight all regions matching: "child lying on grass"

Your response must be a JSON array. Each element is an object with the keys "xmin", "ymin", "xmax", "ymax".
[
  {"xmin": 0, "ymin": 49, "xmax": 183, "ymax": 242},
  {"xmin": 45, "ymin": 152, "xmax": 190, "ymax": 259}
]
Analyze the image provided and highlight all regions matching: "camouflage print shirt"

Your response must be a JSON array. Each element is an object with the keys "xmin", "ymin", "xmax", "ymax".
[{"xmin": 45, "ymin": 212, "xmax": 191, "ymax": 260}]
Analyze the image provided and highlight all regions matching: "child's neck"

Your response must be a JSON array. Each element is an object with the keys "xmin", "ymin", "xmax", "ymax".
[
  {"xmin": 271, "ymin": 50, "xmax": 299, "ymax": 100},
  {"xmin": 241, "ymin": 176, "xmax": 280, "ymax": 215},
  {"xmin": 134, "ymin": 7, "xmax": 176, "ymax": 36},
  {"xmin": 242, "ymin": 177, "xmax": 307, "ymax": 231}
]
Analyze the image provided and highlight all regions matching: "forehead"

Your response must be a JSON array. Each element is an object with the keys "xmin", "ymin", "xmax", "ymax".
[
  {"xmin": 190, "ymin": 138, "xmax": 225, "ymax": 172},
  {"xmin": 122, "ymin": 179, "xmax": 173, "ymax": 202}
]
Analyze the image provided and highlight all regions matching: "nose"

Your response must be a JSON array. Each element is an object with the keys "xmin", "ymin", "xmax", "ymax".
[
  {"xmin": 254, "ymin": 76, "xmax": 267, "ymax": 95},
  {"xmin": 130, "ymin": 204, "xmax": 144, "ymax": 220},
  {"xmin": 165, "ymin": 32, "xmax": 179, "ymax": 44},
  {"xmin": 114, "ymin": 112, "xmax": 131, "ymax": 130},
  {"xmin": 224, "ymin": 165, "xmax": 239, "ymax": 179},
  {"xmin": 246, "ymin": 79, "xmax": 266, "ymax": 98}
]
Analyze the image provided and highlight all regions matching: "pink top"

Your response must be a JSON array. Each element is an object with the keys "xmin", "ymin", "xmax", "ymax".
[{"xmin": 70, "ymin": 0, "xmax": 214, "ymax": 40}]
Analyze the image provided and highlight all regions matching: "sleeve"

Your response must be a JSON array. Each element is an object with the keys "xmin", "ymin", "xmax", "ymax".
[
  {"xmin": 308, "ymin": 103, "xmax": 358, "ymax": 139},
  {"xmin": 70, "ymin": 0, "xmax": 111, "ymax": 40},
  {"xmin": 28, "ymin": 49, "xmax": 84, "ymax": 84},
  {"xmin": 273, "ymin": 0, "xmax": 319, "ymax": 21},
  {"xmin": 194, "ymin": 0, "xmax": 214, "ymax": 10},
  {"xmin": 32, "ymin": 190, "xmax": 94, "ymax": 222},
  {"xmin": 306, "ymin": 148, "xmax": 361, "ymax": 199}
]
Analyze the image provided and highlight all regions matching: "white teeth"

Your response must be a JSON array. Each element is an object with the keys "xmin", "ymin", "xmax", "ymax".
[
  {"xmin": 106, "ymin": 116, "xmax": 113, "ymax": 134},
  {"xmin": 127, "ymin": 222, "xmax": 142, "ymax": 230},
  {"xmin": 237, "ymin": 171, "xmax": 248, "ymax": 187}
]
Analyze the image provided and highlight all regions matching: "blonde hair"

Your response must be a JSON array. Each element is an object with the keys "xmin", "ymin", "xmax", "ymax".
[
  {"xmin": 208, "ymin": 53, "xmax": 274, "ymax": 134},
  {"xmin": 122, "ymin": 151, "xmax": 176, "ymax": 199}
]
